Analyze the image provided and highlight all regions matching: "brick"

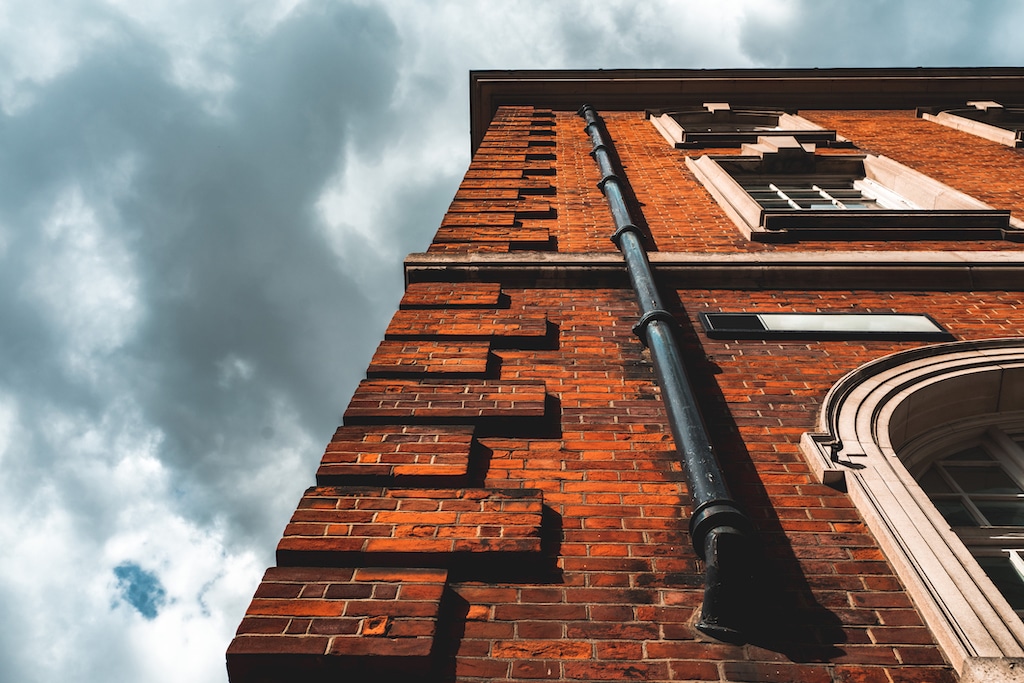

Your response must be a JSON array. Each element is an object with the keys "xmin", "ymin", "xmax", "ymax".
[
  {"xmin": 316, "ymin": 425, "xmax": 475, "ymax": 484},
  {"xmin": 343, "ymin": 379, "xmax": 551, "ymax": 434},
  {"xmin": 276, "ymin": 487, "xmax": 544, "ymax": 572},
  {"xmin": 561, "ymin": 660, "xmax": 671, "ymax": 680},
  {"xmin": 510, "ymin": 660, "xmax": 562, "ymax": 679},
  {"xmin": 721, "ymin": 661, "xmax": 832, "ymax": 683},
  {"xmin": 831, "ymin": 667, "xmax": 891, "ymax": 683},
  {"xmin": 227, "ymin": 635, "xmax": 330, "ymax": 656},
  {"xmin": 385, "ymin": 309, "xmax": 554, "ymax": 348},
  {"xmin": 366, "ymin": 340, "xmax": 494, "ymax": 378},
  {"xmin": 492, "ymin": 640, "xmax": 592, "ymax": 659},
  {"xmin": 401, "ymin": 282, "xmax": 505, "ymax": 309},
  {"xmin": 226, "ymin": 567, "xmax": 447, "ymax": 682},
  {"xmin": 667, "ymin": 659, "xmax": 720, "ymax": 680}
]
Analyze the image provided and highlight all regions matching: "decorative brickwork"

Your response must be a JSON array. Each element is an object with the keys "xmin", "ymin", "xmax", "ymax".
[
  {"xmin": 316, "ymin": 426, "xmax": 475, "ymax": 484},
  {"xmin": 385, "ymin": 309, "xmax": 553, "ymax": 348},
  {"xmin": 227, "ymin": 567, "xmax": 448, "ymax": 680},
  {"xmin": 343, "ymin": 379, "xmax": 549, "ymax": 426},
  {"xmin": 276, "ymin": 487, "xmax": 544, "ymax": 570},
  {"xmin": 230, "ymin": 70, "xmax": 1024, "ymax": 682},
  {"xmin": 429, "ymin": 108, "xmax": 558, "ymax": 252},
  {"xmin": 400, "ymin": 283, "xmax": 506, "ymax": 309},
  {"xmin": 367, "ymin": 340, "xmax": 493, "ymax": 378}
]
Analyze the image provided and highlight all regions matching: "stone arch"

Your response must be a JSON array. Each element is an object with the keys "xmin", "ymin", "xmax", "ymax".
[{"xmin": 801, "ymin": 338, "xmax": 1024, "ymax": 681}]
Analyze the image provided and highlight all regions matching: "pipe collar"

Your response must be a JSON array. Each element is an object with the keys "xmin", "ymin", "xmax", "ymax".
[{"xmin": 631, "ymin": 308, "xmax": 676, "ymax": 339}]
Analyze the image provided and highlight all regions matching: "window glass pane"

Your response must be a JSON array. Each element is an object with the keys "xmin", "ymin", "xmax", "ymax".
[
  {"xmin": 736, "ymin": 178, "xmax": 892, "ymax": 211},
  {"xmin": 974, "ymin": 501, "xmax": 1024, "ymax": 527},
  {"xmin": 705, "ymin": 314, "xmax": 765, "ymax": 332},
  {"xmin": 932, "ymin": 499, "xmax": 979, "ymax": 527},
  {"xmin": 945, "ymin": 465, "xmax": 1023, "ymax": 494},
  {"xmin": 946, "ymin": 446, "xmax": 992, "ymax": 461},
  {"xmin": 977, "ymin": 555, "xmax": 1024, "ymax": 610},
  {"xmin": 758, "ymin": 314, "xmax": 944, "ymax": 334},
  {"xmin": 700, "ymin": 312, "xmax": 950, "ymax": 339},
  {"xmin": 918, "ymin": 467, "xmax": 954, "ymax": 494}
]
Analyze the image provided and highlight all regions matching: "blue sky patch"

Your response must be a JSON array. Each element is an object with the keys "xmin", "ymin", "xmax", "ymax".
[{"xmin": 113, "ymin": 562, "xmax": 167, "ymax": 620}]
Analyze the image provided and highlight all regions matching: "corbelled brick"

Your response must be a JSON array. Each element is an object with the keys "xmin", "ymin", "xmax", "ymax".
[
  {"xmin": 433, "ymin": 225, "xmax": 553, "ymax": 248},
  {"xmin": 316, "ymin": 426, "xmax": 475, "ymax": 485},
  {"xmin": 385, "ymin": 308, "xmax": 553, "ymax": 348},
  {"xmin": 226, "ymin": 567, "xmax": 447, "ymax": 682},
  {"xmin": 445, "ymin": 199, "xmax": 553, "ymax": 215},
  {"xmin": 428, "ymin": 105, "xmax": 557, "ymax": 252},
  {"xmin": 276, "ymin": 487, "xmax": 545, "ymax": 572},
  {"xmin": 400, "ymin": 282, "xmax": 505, "ymax": 309},
  {"xmin": 366, "ymin": 340, "xmax": 494, "ymax": 378},
  {"xmin": 343, "ymin": 379, "xmax": 549, "ymax": 432}
]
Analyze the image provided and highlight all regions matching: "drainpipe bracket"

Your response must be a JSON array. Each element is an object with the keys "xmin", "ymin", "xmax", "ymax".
[
  {"xmin": 596, "ymin": 172, "xmax": 620, "ymax": 193},
  {"xmin": 610, "ymin": 222, "xmax": 644, "ymax": 247},
  {"xmin": 631, "ymin": 308, "xmax": 676, "ymax": 341}
]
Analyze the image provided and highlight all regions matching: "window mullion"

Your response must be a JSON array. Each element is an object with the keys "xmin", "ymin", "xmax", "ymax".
[
  {"xmin": 988, "ymin": 427, "xmax": 1024, "ymax": 487},
  {"xmin": 811, "ymin": 184, "xmax": 847, "ymax": 209},
  {"xmin": 936, "ymin": 463, "xmax": 990, "ymax": 526},
  {"xmin": 768, "ymin": 183, "xmax": 802, "ymax": 210}
]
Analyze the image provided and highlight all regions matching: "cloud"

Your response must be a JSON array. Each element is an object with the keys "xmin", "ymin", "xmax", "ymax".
[
  {"xmin": 2, "ymin": 1, "xmax": 1024, "ymax": 682},
  {"xmin": 25, "ymin": 179, "xmax": 142, "ymax": 377},
  {"xmin": 737, "ymin": 0, "xmax": 1024, "ymax": 67},
  {"xmin": 0, "ymin": 2, "xmax": 421, "ymax": 681},
  {"xmin": 0, "ymin": 0, "xmax": 122, "ymax": 114}
]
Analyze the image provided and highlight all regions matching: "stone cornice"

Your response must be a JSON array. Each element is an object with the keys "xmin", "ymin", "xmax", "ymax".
[{"xmin": 406, "ymin": 250, "xmax": 1024, "ymax": 291}]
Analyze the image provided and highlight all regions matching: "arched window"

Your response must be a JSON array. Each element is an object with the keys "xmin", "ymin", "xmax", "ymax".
[
  {"xmin": 801, "ymin": 339, "xmax": 1024, "ymax": 682},
  {"xmin": 910, "ymin": 426, "xmax": 1024, "ymax": 618}
]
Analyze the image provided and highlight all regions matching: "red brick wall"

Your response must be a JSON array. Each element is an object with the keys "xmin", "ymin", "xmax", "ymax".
[
  {"xmin": 230, "ymin": 283, "xmax": 976, "ymax": 681},
  {"xmin": 229, "ymin": 102, "xmax": 1024, "ymax": 681},
  {"xmin": 601, "ymin": 112, "xmax": 1024, "ymax": 254},
  {"xmin": 426, "ymin": 107, "xmax": 1024, "ymax": 255},
  {"xmin": 802, "ymin": 110, "xmax": 1024, "ymax": 218}
]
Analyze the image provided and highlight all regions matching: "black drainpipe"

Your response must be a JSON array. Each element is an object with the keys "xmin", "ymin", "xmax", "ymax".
[{"xmin": 578, "ymin": 105, "xmax": 753, "ymax": 642}]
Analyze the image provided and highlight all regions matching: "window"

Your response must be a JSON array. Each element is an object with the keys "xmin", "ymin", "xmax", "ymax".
[
  {"xmin": 737, "ymin": 177, "xmax": 914, "ymax": 212},
  {"xmin": 918, "ymin": 101, "xmax": 1024, "ymax": 148},
  {"xmin": 687, "ymin": 135, "xmax": 1021, "ymax": 242},
  {"xmin": 913, "ymin": 429, "xmax": 1024, "ymax": 618},
  {"xmin": 801, "ymin": 339, "xmax": 1024, "ymax": 679},
  {"xmin": 700, "ymin": 312, "xmax": 950, "ymax": 341},
  {"xmin": 648, "ymin": 103, "xmax": 848, "ymax": 149}
]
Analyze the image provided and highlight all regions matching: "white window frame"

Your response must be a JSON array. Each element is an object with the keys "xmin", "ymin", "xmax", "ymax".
[
  {"xmin": 687, "ymin": 138, "xmax": 1023, "ymax": 242},
  {"xmin": 800, "ymin": 338, "xmax": 1024, "ymax": 681},
  {"xmin": 648, "ymin": 103, "xmax": 847, "ymax": 149},
  {"xmin": 908, "ymin": 426, "xmax": 1024, "ymax": 620},
  {"xmin": 699, "ymin": 311, "xmax": 950, "ymax": 341},
  {"xmin": 919, "ymin": 102, "xmax": 1024, "ymax": 148}
]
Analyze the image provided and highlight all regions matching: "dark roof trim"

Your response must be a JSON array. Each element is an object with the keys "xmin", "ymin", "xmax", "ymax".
[{"xmin": 469, "ymin": 67, "xmax": 1024, "ymax": 152}]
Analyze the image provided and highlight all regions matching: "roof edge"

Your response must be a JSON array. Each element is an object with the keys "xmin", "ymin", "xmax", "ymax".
[{"xmin": 469, "ymin": 67, "xmax": 1024, "ymax": 152}]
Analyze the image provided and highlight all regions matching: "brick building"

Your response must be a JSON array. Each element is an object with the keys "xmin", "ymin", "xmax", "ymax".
[{"xmin": 226, "ymin": 69, "xmax": 1024, "ymax": 682}]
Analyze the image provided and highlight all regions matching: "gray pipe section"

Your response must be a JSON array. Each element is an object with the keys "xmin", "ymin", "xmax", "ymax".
[{"xmin": 579, "ymin": 105, "xmax": 753, "ymax": 642}]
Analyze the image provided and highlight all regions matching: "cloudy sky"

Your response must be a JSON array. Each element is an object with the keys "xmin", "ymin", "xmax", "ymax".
[{"xmin": 1, "ymin": 1, "xmax": 1022, "ymax": 681}]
